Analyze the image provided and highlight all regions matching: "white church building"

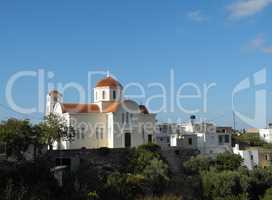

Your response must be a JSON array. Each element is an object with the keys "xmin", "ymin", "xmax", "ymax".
[{"xmin": 46, "ymin": 76, "xmax": 156, "ymax": 150}]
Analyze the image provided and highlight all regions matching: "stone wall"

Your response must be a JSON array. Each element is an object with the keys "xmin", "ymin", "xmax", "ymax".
[{"xmin": 45, "ymin": 147, "xmax": 199, "ymax": 173}]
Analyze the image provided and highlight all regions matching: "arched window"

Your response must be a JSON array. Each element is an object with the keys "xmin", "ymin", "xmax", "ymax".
[
  {"xmin": 126, "ymin": 112, "xmax": 129, "ymax": 124},
  {"xmin": 122, "ymin": 113, "xmax": 125, "ymax": 124},
  {"xmin": 102, "ymin": 91, "xmax": 105, "ymax": 99},
  {"xmin": 113, "ymin": 90, "xmax": 116, "ymax": 99}
]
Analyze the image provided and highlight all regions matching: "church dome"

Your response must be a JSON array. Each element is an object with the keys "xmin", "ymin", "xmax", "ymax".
[{"xmin": 96, "ymin": 76, "xmax": 122, "ymax": 88}]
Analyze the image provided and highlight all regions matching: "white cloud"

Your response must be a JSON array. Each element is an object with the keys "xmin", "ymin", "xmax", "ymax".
[
  {"xmin": 227, "ymin": 0, "xmax": 272, "ymax": 19},
  {"xmin": 187, "ymin": 10, "xmax": 208, "ymax": 22},
  {"xmin": 250, "ymin": 35, "xmax": 272, "ymax": 54}
]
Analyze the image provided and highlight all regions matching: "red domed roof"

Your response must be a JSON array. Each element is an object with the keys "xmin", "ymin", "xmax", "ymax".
[{"xmin": 96, "ymin": 76, "xmax": 122, "ymax": 88}]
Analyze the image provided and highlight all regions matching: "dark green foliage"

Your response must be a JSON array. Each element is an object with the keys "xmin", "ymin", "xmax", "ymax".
[
  {"xmin": 233, "ymin": 133, "xmax": 272, "ymax": 149},
  {"xmin": 0, "ymin": 119, "xmax": 33, "ymax": 160},
  {"xmin": 0, "ymin": 160, "xmax": 60, "ymax": 200},
  {"xmin": 201, "ymin": 170, "xmax": 244, "ymax": 200},
  {"xmin": 183, "ymin": 152, "xmax": 272, "ymax": 200},
  {"xmin": 215, "ymin": 151, "xmax": 244, "ymax": 171},
  {"xmin": 104, "ymin": 172, "xmax": 146, "ymax": 200},
  {"xmin": 103, "ymin": 145, "xmax": 169, "ymax": 199},
  {"xmin": 262, "ymin": 188, "xmax": 272, "ymax": 200},
  {"xmin": 183, "ymin": 155, "xmax": 212, "ymax": 173},
  {"xmin": 98, "ymin": 147, "xmax": 110, "ymax": 156},
  {"xmin": 137, "ymin": 143, "xmax": 161, "ymax": 153}
]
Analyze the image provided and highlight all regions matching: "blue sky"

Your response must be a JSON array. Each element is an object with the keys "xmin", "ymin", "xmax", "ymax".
[{"xmin": 0, "ymin": 0, "xmax": 272, "ymax": 128}]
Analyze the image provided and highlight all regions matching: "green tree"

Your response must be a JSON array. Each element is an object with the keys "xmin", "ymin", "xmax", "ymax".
[
  {"xmin": 215, "ymin": 152, "xmax": 243, "ymax": 171},
  {"xmin": 0, "ymin": 119, "xmax": 33, "ymax": 160},
  {"xmin": 38, "ymin": 113, "xmax": 75, "ymax": 150},
  {"xmin": 183, "ymin": 155, "xmax": 212, "ymax": 173},
  {"xmin": 262, "ymin": 188, "xmax": 272, "ymax": 200},
  {"xmin": 201, "ymin": 170, "xmax": 244, "ymax": 200}
]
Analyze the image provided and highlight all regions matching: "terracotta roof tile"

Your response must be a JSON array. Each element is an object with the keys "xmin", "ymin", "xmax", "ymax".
[
  {"xmin": 104, "ymin": 102, "xmax": 120, "ymax": 112},
  {"xmin": 96, "ymin": 76, "xmax": 122, "ymax": 88},
  {"xmin": 63, "ymin": 103, "xmax": 100, "ymax": 113}
]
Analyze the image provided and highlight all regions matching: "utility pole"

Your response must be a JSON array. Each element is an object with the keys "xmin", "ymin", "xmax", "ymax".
[{"xmin": 233, "ymin": 111, "xmax": 236, "ymax": 133}]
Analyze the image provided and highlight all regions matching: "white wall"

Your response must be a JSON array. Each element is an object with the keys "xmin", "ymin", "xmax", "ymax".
[
  {"xmin": 94, "ymin": 86, "xmax": 122, "ymax": 103},
  {"xmin": 233, "ymin": 145, "xmax": 259, "ymax": 170},
  {"xmin": 68, "ymin": 113, "xmax": 108, "ymax": 149},
  {"xmin": 259, "ymin": 129, "xmax": 272, "ymax": 143},
  {"xmin": 112, "ymin": 100, "xmax": 156, "ymax": 148}
]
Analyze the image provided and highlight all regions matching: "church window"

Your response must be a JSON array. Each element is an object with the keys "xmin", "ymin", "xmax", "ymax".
[
  {"xmin": 102, "ymin": 91, "xmax": 105, "ymax": 99},
  {"xmin": 113, "ymin": 90, "xmax": 116, "ymax": 99},
  {"xmin": 100, "ymin": 128, "xmax": 103, "ymax": 139},
  {"xmin": 76, "ymin": 130, "xmax": 80, "ymax": 140},
  {"xmin": 81, "ymin": 127, "xmax": 85, "ymax": 139},
  {"xmin": 96, "ymin": 127, "xmax": 99, "ymax": 140},
  {"xmin": 122, "ymin": 113, "xmax": 125, "ymax": 124},
  {"xmin": 126, "ymin": 112, "xmax": 129, "ymax": 124}
]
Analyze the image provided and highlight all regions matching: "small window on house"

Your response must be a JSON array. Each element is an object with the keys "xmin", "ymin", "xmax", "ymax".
[
  {"xmin": 224, "ymin": 135, "xmax": 230, "ymax": 143},
  {"xmin": 218, "ymin": 135, "xmax": 223, "ymax": 145},
  {"xmin": 96, "ymin": 91, "xmax": 98, "ymax": 100},
  {"xmin": 113, "ymin": 90, "xmax": 116, "ymax": 99},
  {"xmin": 188, "ymin": 138, "xmax": 193, "ymax": 145},
  {"xmin": 96, "ymin": 127, "xmax": 99, "ymax": 140},
  {"xmin": 102, "ymin": 91, "xmax": 105, "ymax": 99},
  {"xmin": 100, "ymin": 128, "xmax": 103, "ymax": 139},
  {"xmin": 251, "ymin": 155, "xmax": 254, "ymax": 161}
]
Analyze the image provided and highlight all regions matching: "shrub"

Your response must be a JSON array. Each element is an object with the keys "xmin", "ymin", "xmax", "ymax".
[
  {"xmin": 215, "ymin": 152, "xmax": 243, "ymax": 171},
  {"xmin": 138, "ymin": 143, "xmax": 161, "ymax": 153},
  {"xmin": 137, "ymin": 195, "xmax": 182, "ymax": 200},
  {"xmin": 183, "ymin": 155, "xmax": 212, "ymax": 173}
]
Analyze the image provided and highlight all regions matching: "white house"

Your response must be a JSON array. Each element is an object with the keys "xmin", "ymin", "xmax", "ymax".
[
  {"xmin": 233, "ymin": 144, "xmax": 272, "ymax": 170},
  {"xmin": 180, "ymin": 122, "xmax": 232, "ymax": 155},
  {"xmin": 155, "ymin": 123, "xmax": 199, "ymax": 150},
  {"xmin": 259, "ymin": 126, "xmax": 272, "ymax": 143},
  {"xmin": 233, "ymin": 144, "xmax": 259, "ymax": 170},
  {"xmin": 46, "ymin": 76, "xmax": 156, "ymax": 149}
]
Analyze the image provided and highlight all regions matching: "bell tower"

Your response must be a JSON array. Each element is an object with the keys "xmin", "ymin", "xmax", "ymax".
[
  {"xmin": 94, "ymin": 76, "xmax": 122, "ymax": 103},
  {"xmin": 46, "ymin": 90, "xmax": 63, "ymax": 115}
]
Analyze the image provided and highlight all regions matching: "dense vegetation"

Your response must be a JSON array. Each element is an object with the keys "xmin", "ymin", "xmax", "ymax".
[
  {"xmin": 183, "ymin": 153, "xmax": 272, "ymax": 200},
  {"xmin": 1, "ymin": 118, "xmax": 272, "ymax": 200},
  {"xmin": 232, "ymin": 132, "xmax": 272, "ymax": 149}
]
